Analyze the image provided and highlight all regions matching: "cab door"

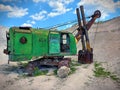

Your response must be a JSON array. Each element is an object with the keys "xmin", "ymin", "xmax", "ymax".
[{"xmin": 49, "ymin": 32, "xmax": 60, "ymax": 54}]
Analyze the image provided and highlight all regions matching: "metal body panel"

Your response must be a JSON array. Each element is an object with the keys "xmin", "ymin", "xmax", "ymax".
[
  {"xmin": 8, "ymin": 27, "xmax": 33, "ymax": 61},
  {"xmin": 14, "ymin": 32, "xmax": 32, "ymax": 54},
  {"xmin": 32, "ymin": 29, "xmax": 49, "ymax": 56},
  {"xmin": 7, "ymin": 27, "xmax": 77, "ymax": 61}
]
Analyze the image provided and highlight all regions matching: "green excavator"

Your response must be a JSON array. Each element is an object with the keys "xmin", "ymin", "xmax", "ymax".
[{"xmin": 4, "ymin": 6, "xmax": 101, "ymax": 68}]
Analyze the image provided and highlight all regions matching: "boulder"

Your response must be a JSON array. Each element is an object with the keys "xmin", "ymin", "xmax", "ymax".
[{"xmin": 57, "ymin": 66, "xmax": 70, "ymax": 78}]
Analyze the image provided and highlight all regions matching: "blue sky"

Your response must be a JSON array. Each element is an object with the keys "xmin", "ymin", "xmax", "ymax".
[{"xmin": 0, "ymin": 0, "xmax": 120, "ymax": 29}]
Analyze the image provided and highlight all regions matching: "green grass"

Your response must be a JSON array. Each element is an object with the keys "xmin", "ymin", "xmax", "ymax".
[
  {"xmin": 70, "ymin": 60, "xmax": 81, "ymax": 66},
  {"xmin": 33, "ymin": 67, "xmax": 48, "ymax": 76},
  {"xmin": 69, "ymin": 60, "xmax": 81, "ymax": 74},
  {"xmin": 93, "ymin": 61, "xmax": 120, "ymax": 82},
  {"xmin": 53, "ymin": 69, "xmax": 57, "ymax": 75}
]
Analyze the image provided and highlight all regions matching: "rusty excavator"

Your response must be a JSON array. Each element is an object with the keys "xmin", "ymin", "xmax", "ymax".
[{"xmin": 4, "ymin": 6, "xmax": 101, "ymax": 73}]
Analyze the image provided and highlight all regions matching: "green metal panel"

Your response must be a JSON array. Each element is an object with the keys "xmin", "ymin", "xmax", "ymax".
[
  {"xmin": 14, "ymin": 32, "xmax": 32, "ymax": 54},
  {"xmin": 32, "ymin": 30, "xmax": 49, "ymax": 56},
  {"xmin": 10, "ymin": 55, "xmax": 32, "ymax": 61},
  {"xmin": 7, "ymin": 27, "xmax": 77, "ymax": 61},
  {"xmin": 49, "ymin": 32, "xmax": 60, "ymax": 54},
  {"xmin": 69, "ymin": 34, "xmax": 77, "ymax": 55}
]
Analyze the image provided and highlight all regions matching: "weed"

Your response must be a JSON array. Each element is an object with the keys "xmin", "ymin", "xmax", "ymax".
[
  {"xmin": 69, "ymin": 60, "xmax": 81, "ymax": 74},
  {"xmin": 33, "ymin": 67, "xmax": 48, "ymax": 76},
  {"xmin": 93, "ymin": 61, "xmax": 120, "ymax": 82},
  {"xmin": 69, "ymin": 67, "xmax": 77, "ymax": 74},
  {"xmin": 70, "ymin": 60, "xmax": 81, "ymax": 66},
  {"xmin": 110, "ymin": 74, "xmax": 120, "ymax": 81},
  {"xmin": 54, "ymin": 69, "xmax": 57, "ymax": 75}
]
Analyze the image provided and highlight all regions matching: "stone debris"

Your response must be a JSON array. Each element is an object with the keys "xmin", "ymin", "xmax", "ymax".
[{"xmin": 57, "ymin": 66, "xmax": 70, "ymax": 78}]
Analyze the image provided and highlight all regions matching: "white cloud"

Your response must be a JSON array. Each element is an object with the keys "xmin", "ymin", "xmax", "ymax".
[
  {"xmin": 27, "ymin": 20, "xmax": 36, "ymax": 25},
  {"xmin": 0, "ymin": 4, "xmax": 12, "ymax": 11},
  {"xmin": 21, "ymin": 20, "xmax": 36, "ymax": 27},
  {"xmin": 33, "ymin": 0, "xmax": 46, "ymax": 3},
  {"xmin": 33, "ymin": 0, "xmax": 74, "ymax": 4},
  {"xmin": 63, "ymin": 0, "xmax": 74, "ymax": 4},
  {"xmin": 31, "ymin": 0, "xmax": 74, "ymax": 18},
  {"xmin": 48, "ymin": 8, "xmax": 72, "ymax": 17},
  {"xmin": 0, "ymin": 4, "xmax": 28, "ymax": 17},
  {"xmin": 30, "ymin": 10, "xmax": 47, "ymax": 20},
  {"xmin": 31, "ymin": 21, "xmax": 36, "ymax": 24},
  {"xmin": 101, "ymin": 12, "xmax": 109, "ymax": 20},
  {"xmin": 48, "ymin": 12, "xmax": 59, "ymax": 17},
  {"xmin": 77, "ymin": 0, "xmax": 120, "ymax": 20},
  {"xmin": 21, "ymin": 23, "xmax": 32, "ymax": 27},
  {"xmin": 8, "ymin": 7, "xmax": 28, "ymax": 17},
  {"xmin": 48, "ymin": 0, "xmax": 73, "ymax": 17}
]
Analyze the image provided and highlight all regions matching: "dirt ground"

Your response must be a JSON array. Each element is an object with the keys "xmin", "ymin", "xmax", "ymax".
[{"xmin": 0, "ymin": 17, "xmax": 120, "ymax": 90}]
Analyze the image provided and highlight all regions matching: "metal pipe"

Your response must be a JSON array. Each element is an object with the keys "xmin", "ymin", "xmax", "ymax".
[
  {"xmin": 80, "ymin": 6, "xmax": 91, "ymax": 52},
  {"xmin": 80, "ymin": 6, "xmax": 86, "ymax": 26},
  {"xmin": 76, "ymin": 8, "xmax": 86, "ymax": 50}
]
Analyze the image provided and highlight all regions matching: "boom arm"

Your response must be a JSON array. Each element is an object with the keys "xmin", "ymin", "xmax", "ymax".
[
  {"xmin": 76, "ymin": 5, "xmax": 101, "ymax": 64},
  {"xmin": 75, "ymin": 8, "xmax": 101, "ymax": 43}
]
